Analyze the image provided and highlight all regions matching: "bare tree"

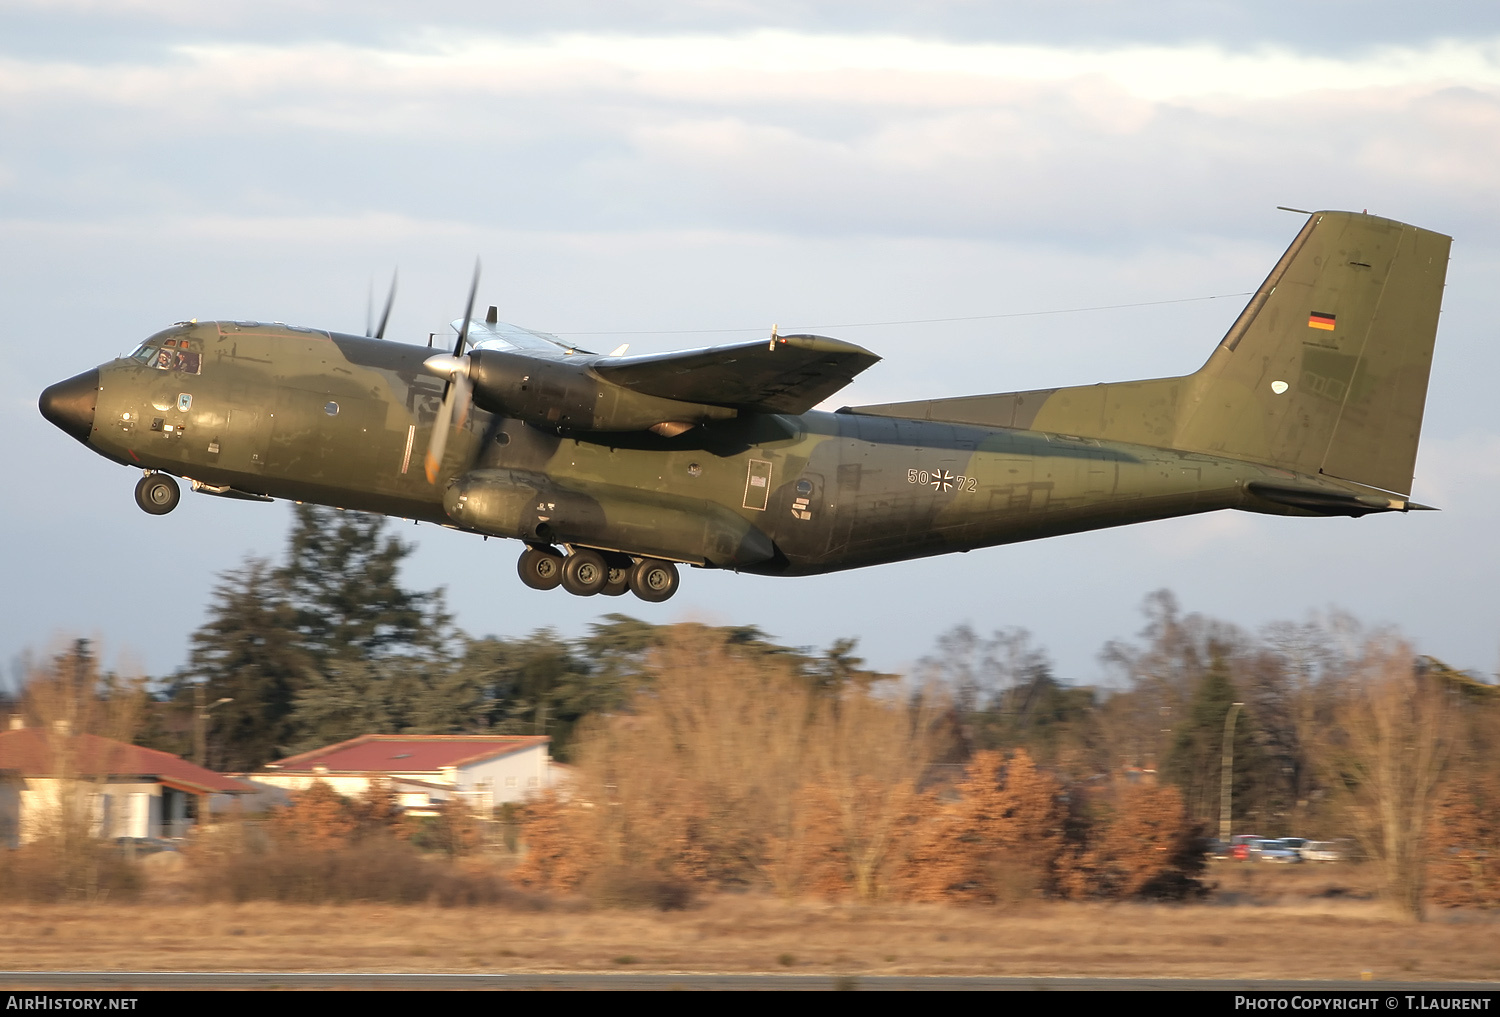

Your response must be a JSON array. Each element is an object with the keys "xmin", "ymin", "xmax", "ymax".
[
  {"xmin": 1321, "ymin": 640, "xmax": 1452, "ymax": 921},
  {"xmin": 17, "ymin": 640, "xmax": 147, "ymax": 899},
  {"xmin": 804, "ymin": 684, "xmax": 945, "ymax": 901}
]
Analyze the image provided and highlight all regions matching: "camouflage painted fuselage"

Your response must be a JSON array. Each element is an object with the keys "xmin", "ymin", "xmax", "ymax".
[
  {"xmin": 53, "ymin": 210, "xmax": 1449, "ymax": 581},
  {"xmin": 84, "ymin": 321, "xmax": 1369, "ymax": 577}
]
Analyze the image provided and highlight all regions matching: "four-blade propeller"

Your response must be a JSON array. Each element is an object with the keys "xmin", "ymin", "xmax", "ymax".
[{"xmin": 422, "ymin": 260, "xmax": 481, "ymax": 484}]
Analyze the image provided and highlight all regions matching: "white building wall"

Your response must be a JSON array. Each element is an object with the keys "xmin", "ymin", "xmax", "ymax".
[
  {"xmin": 458, "ymin": 745, "xmax": 550, "ymax": 806},
  {"xmin": 253, "ymin": 745, "xmax": 554, "ymax": 812},
  {"xmin": 16, "ymin": 779, "xmax": 163, "ymax": 843},
  {"xmin": 250, "ymin": 773, "xmax": 375, "ymax": 798}
]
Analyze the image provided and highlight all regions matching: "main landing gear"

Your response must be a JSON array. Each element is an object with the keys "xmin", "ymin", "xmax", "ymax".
[
  {"xmin": 517, "ymin": 545, "xmax": 679, "ymax": 602},
  {"xmin": 134, "ymin": 471, "xmax": 180, "ymax": 515}
]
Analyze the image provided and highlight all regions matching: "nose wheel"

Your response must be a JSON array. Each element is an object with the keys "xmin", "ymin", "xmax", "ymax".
[
  {"xmin": 134, "ymin": 472, "xmax": 180, "ymax": 515},
  {"xmin": 516, "ymin": 546, "xmax": 679, "ymax": 602}
]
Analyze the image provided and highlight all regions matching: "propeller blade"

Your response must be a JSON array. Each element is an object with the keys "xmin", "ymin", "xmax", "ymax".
[
  {"xmin": 452, "ymin": 371, "xmax": 472, "ymax": 431},
  {"xmin": 425, "ymin": 260, "xmax": 483, "ymax": 484},
  {"xmin": 453, "ymin": 258, "xmax": 481, "ymax": 359},
  {"xmin": 374, "ymin": 270, "xmax": 398, "ymax": 340},
  {"xmin": 365, "ymin": 278, "xmax": 374, "ymax": 338},
  {"xmin": 424, "ymin": 384, "xmax": 456, "ymax": 484}
]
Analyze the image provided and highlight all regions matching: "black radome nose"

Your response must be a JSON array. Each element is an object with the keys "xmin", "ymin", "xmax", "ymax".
[{"xmin": 39, "ymin": 369, "xmax": 100, "ymax": 443}]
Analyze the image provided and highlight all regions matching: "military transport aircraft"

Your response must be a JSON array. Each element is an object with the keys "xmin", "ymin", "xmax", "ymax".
[{"xmin": 39, "ymin": 210, "xmax": 1448, "ymax": 603}]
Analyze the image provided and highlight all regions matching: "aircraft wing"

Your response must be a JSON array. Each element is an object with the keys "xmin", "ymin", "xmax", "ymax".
[
  {"xmin": 592, "ymin": 334, "xmax": 880, "ymax": 413},
  {"xmin": 460, "ymin": 319, "xmax": 597, "ymax": 356}
]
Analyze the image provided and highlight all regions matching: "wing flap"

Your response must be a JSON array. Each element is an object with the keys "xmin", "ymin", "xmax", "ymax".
[{"xmin": 594, "ymin": 334, "xmax": 879, "ymax": 413}]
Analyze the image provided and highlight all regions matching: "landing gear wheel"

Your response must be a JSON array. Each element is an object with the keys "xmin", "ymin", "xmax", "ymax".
[
  {"xmin": 561, "ymin": 548, "xmax": 609, "ymax": 596},
  {"xmin": 134, "ymin": 473, "xmax": 180, "ymax": 515},
  {"xmin": 600, "ymin": 552, "xmax": 633, "ymax": 597},
  {"xmin": 600, "ymin": 566, "xmax": 631, "ymax": 597},
  {"xmin": 517, "ymin": 546, "xmax": 564, "ymax": 590},
  {"xmin": 628, "ymin": 558, "xmax": 679, "ymax": 603}
]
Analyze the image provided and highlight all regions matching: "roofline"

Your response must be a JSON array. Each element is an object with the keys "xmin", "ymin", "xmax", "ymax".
[
  {"xmin": 0, "ymin": 730, "xmax": 249, "ymax": 791},
  {"xmin": 11, "ymin": 772, "xmax": 251, "ymax": 795},
  {"xmin": 263, "ymin": 734, "xmax": 551, "ymax": 773},
  {"xmin": 161, "ymin": 777, "xmax": 254, "ymax": 796}
]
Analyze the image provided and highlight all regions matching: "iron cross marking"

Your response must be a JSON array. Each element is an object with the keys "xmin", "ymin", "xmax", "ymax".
[{"xmin": 931, "ymin": 469, "xmax": 955, "ymax": 493}]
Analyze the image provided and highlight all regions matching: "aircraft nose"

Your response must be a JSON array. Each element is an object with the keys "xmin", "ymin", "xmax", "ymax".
[{"xmin": 39, "ymin": 369, "xmax": 100, "ymax": 443}]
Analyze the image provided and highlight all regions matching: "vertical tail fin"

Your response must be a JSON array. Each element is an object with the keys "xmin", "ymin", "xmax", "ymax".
[
  {"xmin": 1175, "ymin": 210, "xmax": 1450, "ymax": 496},
  {"xmin": 845, "ymin": 210, "xmax": 1450, "ymax": 498}
]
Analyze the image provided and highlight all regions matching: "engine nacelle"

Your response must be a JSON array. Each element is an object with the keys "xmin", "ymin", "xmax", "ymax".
[
  {"xmin": 443, "ymin": 468, "xmax": 776, "ymax": 568},
  {"xmin": 466, "ymin": 349, "xmax": 736, "ymax": 433}
]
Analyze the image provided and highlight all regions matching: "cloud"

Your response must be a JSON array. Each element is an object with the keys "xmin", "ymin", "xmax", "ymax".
[{"xmin": 0, "ymin": 31, "xmax": 1496, "ymax": 247}]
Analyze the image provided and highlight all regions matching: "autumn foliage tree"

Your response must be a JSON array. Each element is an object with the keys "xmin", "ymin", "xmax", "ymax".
[
  {"xmin": 1427, "ymin": 773, "xmax": 1500, "ymax": 908},
  {"xmin": 267, "ymin": 778, "xmax": 407, "ymax": 849},
  {"xmin": 510, "ymin": 627, "xmax": 943, "ymax": 902},
  {"xmin": 1057, "ymin": 782, "xmax": 1206, "ymax": 899},
  {"xmin": 511, "ymin": 626, "xmax": 1210, "ymax": 906},
  {"xmin": 901, "ymin": 750, "xmax": 1065, "ymax": 903}
]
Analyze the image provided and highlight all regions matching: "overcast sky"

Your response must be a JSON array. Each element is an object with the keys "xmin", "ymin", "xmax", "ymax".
[{"xmin": 4, "ymin": 2, "xmax": 1498, "ymax": 689}]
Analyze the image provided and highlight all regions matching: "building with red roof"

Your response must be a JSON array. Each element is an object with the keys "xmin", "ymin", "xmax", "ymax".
[
  {"xmin": 255, "ymin": 734, "xmax": 559, "ymax": 814},
  {"xmin": 0, "ymin": 722, "xmax": 253, "ymax": 847}
]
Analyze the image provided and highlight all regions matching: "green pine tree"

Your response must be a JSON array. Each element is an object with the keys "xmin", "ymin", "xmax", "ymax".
[
  {"xmin": 177, "ymin": 558, "xmax": 311, "ymax": 770},
  {"xmin": 278, "ymin": 503, "xmax": 450, "ymax": 662},
  {"xmin": 1163, "ymin": 657, "xmax": 1262, "ymax": 830}
]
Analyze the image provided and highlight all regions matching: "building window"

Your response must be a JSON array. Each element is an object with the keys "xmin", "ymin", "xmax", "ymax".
[
  {"xmin": 504, "ymin": 776, "xmax": 517, "ymax": 788},
  {"xmin": 527, "ymin": 776, "xmax": 539, "ymax": 787}
]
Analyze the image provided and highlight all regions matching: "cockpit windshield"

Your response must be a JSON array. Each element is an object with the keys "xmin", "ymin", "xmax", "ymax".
[{"xmin": 130, "ymin": 340, "xmax": 201, "ymax": 375}]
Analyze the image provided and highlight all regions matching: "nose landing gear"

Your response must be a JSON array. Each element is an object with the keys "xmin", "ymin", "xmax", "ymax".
[
  {"xmin": 134, "ymin": 472, "xmax": 180, "ymax": 515},
  {"xmin": 516, "ymin": 545, "xmax": 679, "ymax": 602}
]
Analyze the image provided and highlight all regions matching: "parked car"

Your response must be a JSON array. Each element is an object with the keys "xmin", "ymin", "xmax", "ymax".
[
  {"xmin": 1256, "ymin": 839, "xmax": 1304, "ymax": 863},
  {"xmin": 1279, "ymin": 837, "xmax": 1311, "ymax": 858},
  {"xmin": 1301, "ymin": 840, "xmax": 1349, "ymax": 862},
  {"xmin": 1230, "ymin": 834, "xmax": 1262, "ymax": 861}
]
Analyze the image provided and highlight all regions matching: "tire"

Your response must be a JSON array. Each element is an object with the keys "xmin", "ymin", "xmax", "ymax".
[
  {"xmin": 628, "ymin": 558, "xmax": 679, "ymax": 603},
  {"xmin": 517, "ymin": 546, "xmax": 564, "ymax": 590},
  {"xmin": 134, "ymin": 473, "xmax": 180, "ymax": 515},
  {"xmin": 600, "ymin": 564, "xmax": 631, "ymax": 596},
  {"xmin": 600, "ymin": 552, "xmax": 632, "ymax": 596},
  {"xmin": 561, "ymin": 548, "xmax": 608, "ymax": 596}
]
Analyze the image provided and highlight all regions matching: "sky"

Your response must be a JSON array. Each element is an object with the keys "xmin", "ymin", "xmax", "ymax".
[{"xmin": 3, "ymin": 1, "xmax": 1498, "ymax": 690}]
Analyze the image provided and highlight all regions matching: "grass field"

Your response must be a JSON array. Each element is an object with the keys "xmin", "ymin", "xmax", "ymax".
[{"xmin": 1, "ymin": 862, "xmax": 1497, "ymax": 980}]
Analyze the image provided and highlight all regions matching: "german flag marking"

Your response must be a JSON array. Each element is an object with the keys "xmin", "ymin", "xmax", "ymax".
[{"xmin": 1308, "ymin": 311, "xmax": 1336, "ymax": 331}]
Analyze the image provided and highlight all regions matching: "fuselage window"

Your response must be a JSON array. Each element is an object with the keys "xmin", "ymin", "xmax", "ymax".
[
  {"xmin": 324, "ymin": 401, "xmax": 339, "ymax": 416},
  {"xmin": 150, "ymin": 347, "xmax": 202, "ymax": 375}
]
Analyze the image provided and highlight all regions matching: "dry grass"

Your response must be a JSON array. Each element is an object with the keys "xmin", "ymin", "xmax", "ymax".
[{"xmin": 1, "ymin": 862, "xmax": 1496, "ymax": 981}]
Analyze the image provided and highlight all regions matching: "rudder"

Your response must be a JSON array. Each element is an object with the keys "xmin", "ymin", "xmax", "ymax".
[{"xmin": 1174, "ymin": 210, "xmax": 1450, "ymax": 496}]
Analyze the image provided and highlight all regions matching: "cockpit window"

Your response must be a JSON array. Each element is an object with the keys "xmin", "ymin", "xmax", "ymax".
[
  {"xmin": 129, "ymin": 344, "xmax": 155, "ymax": 365},
  {"xmin": 145, "ymin": 345, "xmax": 201, "ymax": 375}
]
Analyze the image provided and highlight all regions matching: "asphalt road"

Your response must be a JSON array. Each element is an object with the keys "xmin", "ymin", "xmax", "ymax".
[{"xmin": 2, "ymin": 972, "xmax": 1498, "ymax": 991}]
